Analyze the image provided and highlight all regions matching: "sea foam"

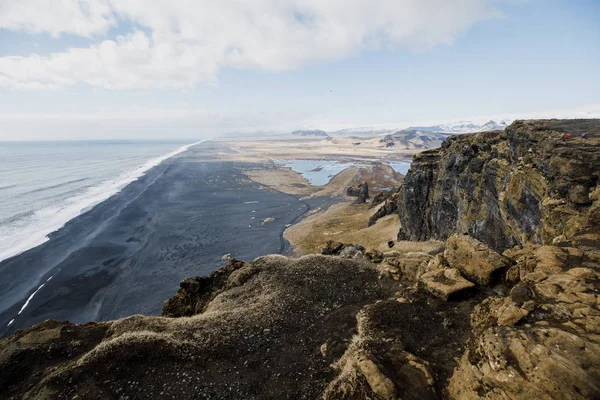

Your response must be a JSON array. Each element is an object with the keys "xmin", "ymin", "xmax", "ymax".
[{"xmin": 0, "ymin": 140, "xmax": 203, "ymax": 263}]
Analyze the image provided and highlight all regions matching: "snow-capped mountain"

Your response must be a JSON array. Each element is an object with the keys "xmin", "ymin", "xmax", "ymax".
[
  {"xmin": 475, "ymin": 120, "xmax": 510, "ymax": 132},
  {"xmin": 405, "ymin": 120, "xmax": 511, "ymax": 134},
  {"xmin": 378, "ymin": 130, "xmax": 451, "ymax": 150},
  {"xmin": 330, "ymin": 119, "xmax": 512, "ymax": 137}
]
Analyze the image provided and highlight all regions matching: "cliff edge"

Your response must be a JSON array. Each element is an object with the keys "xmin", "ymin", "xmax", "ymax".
[
  {"xmin": 1, "ymin": 119, "xmax": 599, "ymax": 399},
  {"xmin": 396, "ymin": 119, "xmax": 600, "ymax": 252}
]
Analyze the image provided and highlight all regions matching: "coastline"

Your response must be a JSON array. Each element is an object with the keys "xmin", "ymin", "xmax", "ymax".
[
  {"xmin": 0, "ymin": 140, "xmax": 203, "ymax": 263},
  {"xmin": 0, "ymin": 142, "xmax": 328, "ymax": 337}
]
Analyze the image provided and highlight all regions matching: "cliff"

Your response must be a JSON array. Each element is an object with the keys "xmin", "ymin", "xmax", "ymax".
[
  {"xmin": 1, "ymin": 119, "xmax": 599, "ymax": 399},
  {"xmin": 396, "ymin": 119, "xmax": 600, "ymax": 252}
]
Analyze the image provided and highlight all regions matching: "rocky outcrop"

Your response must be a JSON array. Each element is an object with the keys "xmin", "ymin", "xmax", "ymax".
[
  {"xmin": 420, "ymin": 268, "xmax": 475, "ymax": 301},
  {"xmin": 0, "ymin": 254, "xmax": 476, "ymax": 400},
  {"xmin": 368, "ymin": 188, "xmax": 400, "ymax": 226},
  {"xmin": 444, "ymin": 234, "xmax": 513, "ymax": 285},
  {"xmin": 369, "ymin": 188, "xmax": 396, "ymax": 209},
  {"xmin": 448, "ymin": 243, "xmax": 600, "ymax": 399},
  {"xmin": 346, "ymin": 182, "xmax": 369, "ymax": 203},
  {"xmin": 1, "ymin": 119, "xmax": 599, "ymax": 400},
  {"xmin": 162, "ymin": 259, "xmax": 248, "ymax": 317},
  {"xmin": 398, "ymin": 119, "xmax": 600, "ymax": 252}
]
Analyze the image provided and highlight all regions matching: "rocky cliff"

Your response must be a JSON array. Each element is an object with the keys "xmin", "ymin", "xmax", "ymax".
[
  {"xmin": 396, "ymin": 119, "xmax": 600, "ymax": 252},
  {"xmin": 1, "ymin": 119, "xmax": 599, "ymax": 400}
]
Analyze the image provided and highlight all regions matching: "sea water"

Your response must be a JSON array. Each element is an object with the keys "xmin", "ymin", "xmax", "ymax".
[{"xmin": 0, "ymin": 140, "xmax": 196, "ymax": 263}]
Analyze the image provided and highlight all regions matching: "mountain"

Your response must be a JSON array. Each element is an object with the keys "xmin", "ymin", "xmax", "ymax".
[
  {"xmin": 475, "ymin": 120, "xmax": 509, "ymax": 132},
  {"xmin": 406, "ymin": 120, "xmax": 511, "ymax": 134},
  {"xmin": 330, "ymin": 127, "xmax": 397, "ymax": 136},
  {"xmin": 378, "ymin": 129, "xmax": 451, "ymax": 149},
  {"xmin": 437, "ymin": 121, "xmax": 483, "ymax": 133},
  {"xmin": 291, "ymin": 129, "xmax": 328, "ymax": 137}
]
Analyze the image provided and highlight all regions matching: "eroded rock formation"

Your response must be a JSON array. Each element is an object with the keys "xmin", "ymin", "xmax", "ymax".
[
  {"xmin": 397, "ymin": 119, "xmax": 600, "ymax": 252},
  {"xmin": 346, "ymin": 182, "xmax": 369, "ymax": 204}
]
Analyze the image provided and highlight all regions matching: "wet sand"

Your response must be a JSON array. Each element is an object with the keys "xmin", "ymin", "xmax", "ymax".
[{"xmin": 0, "ymin": 142, "xmax": 336, "ymax": 337}]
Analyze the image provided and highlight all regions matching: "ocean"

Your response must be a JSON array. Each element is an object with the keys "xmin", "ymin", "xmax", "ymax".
[{"xmin": 0, "ymin": 140, "xmax": 195, "ymax": 263}]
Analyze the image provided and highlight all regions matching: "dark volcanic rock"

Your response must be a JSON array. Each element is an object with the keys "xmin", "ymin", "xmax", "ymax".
[
  {"xmin": 398, "ymin": 119, "xmax": 600, "ymax": 252},
  {"xmin": 369, "ymin": 187, "xmax": 401, "ymax": 226},
  {"xmin": 369, "ymin": 189, "xmax": 395, "ymax": 209},
  {"xmin": 346, "ymin": 182, "xmax": 369, "ymax": 204},
  {"xmin": 162, "ymin": 259, "xmax": 248, "ymax": 317}
]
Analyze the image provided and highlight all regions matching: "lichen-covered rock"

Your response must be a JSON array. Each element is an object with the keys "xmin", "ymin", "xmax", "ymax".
[
  {"xmin": 448, "ymin": 326, "xmax": 600, "ymax": 399},
  {"xmin": 398, "ymin": 119, "xmax": 600, "ymax": 252},
  {"xmin": 419, "ymin": 268, "xmax": 475, "ymax": 301},
  {"xmin": 382, "ymin": 252, "xmax": 432, "ymax": 281},
  {"xmin": 321, "ymin": 240, "xmax": 366, "ymax": 258},
  {"xmin": 357, "ymin": 358, "xmax": 397, "ymax": 400},
  {"xmin": 444, "ymin": 234, "xmax": 512, "ymax": 285}
]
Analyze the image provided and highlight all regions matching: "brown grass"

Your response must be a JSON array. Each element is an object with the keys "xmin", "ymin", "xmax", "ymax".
[
  {"xmin": 243, "ymin": 168, "xmax": 315, "ymax": 196},
  {"xmin": 284, "ymin": 202, "xmax": 401, "ymax": 255}
]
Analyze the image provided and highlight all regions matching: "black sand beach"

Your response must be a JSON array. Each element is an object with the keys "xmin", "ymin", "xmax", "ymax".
[{"xmin": 0, "ymin": 142, "xmax": 335, "ymax": 337}]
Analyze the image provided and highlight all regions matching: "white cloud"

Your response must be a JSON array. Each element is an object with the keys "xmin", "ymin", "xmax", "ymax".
[
  {"xmin": 0, "ymin": 0, "xmax": 115, "ymax": 37},
  {"xmin": 0, "ymin": 0, "xmax": 501, "ymax": 90}
]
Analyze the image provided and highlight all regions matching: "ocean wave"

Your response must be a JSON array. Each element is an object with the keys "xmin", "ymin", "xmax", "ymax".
[
  {"xmin": 0, "ymin": 140, "xmax": 204, "ymax": 263},
  {"xmin": 0, "ymin": 184, "xmax": 17, "ymax": 191},
  {"xmin": 0, "ymin": 210, "xmax": 35, "ymax": 226},
  {"xmin": 18, "ymin": 178, "xmax": 90, "ymax": 196}
]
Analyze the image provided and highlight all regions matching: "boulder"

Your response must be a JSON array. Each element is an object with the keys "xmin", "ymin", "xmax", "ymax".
[
  {"xmin": 321, "ymin": 240, "xmax": 366, "ymax": 258},
  {"xmin": 444, "ymin": 234, "xmax": 512, "ymax": 285},
  {"xmin": 384, "ymin": 252, "xmax": 432, "ymax": 281},
  {"xmin": 339, "ymin": 246, "xmax": 365, "ymax": 259},
  {"xmin": 419, "ymin": 268, "xmax": 475, "ymax": 301},
  {"xmin": 416, "ymin": 253, "xmax": 448, "ymax": 279}
]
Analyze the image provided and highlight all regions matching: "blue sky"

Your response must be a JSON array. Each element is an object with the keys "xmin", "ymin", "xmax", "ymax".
[{"xmin": 0, "ymin": 0, "xmax": 598, "ymax": 140}]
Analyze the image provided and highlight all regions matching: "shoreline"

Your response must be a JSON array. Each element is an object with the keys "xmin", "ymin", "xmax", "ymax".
[
  {"xmin": 0, "ymin": 142, "xmax": 336, "ymax": 337},
  {"xmin": 0, "ymin": 140, "xmax": 203, "ymax": 264}
]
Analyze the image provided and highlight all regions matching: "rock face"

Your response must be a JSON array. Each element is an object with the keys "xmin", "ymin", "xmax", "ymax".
[
  {"xmin": 398, "ymin": 119, "xmax": 600, "ymax": 252},
  {"xmin": 369, "ymin": 187, "xmax": 400, "ymax": 226},
  {"xmin": 346, "ymin": 182, "xmax": 369, "ymax": 203}
]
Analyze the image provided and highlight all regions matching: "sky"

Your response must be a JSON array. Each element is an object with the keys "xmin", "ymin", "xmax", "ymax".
[{"xmin": 0, "ymin": 0, "xmax": 599, "ymax": 140}]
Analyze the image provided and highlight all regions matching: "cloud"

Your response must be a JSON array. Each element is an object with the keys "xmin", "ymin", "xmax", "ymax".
[
  {"xmin": 0, "ymin": 0, "xmax": 502, "ymax": 90},
  {"xmin": 0, "ymin": 0, "xmax": 115, "ymax": 37}
]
